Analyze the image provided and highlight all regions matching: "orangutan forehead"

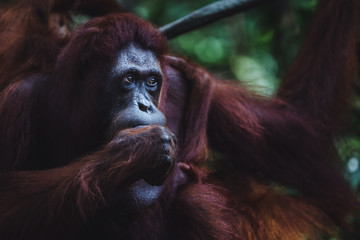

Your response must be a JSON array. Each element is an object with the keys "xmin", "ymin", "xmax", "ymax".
[{"xmin": 114, "ymin": 43, "xmax": 161, "ymax": 71}]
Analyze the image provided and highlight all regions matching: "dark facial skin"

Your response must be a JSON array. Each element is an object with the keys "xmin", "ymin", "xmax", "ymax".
[
  {"xmin": 106, "ymin": 43, "xmax": 171, "ymax": 206},
  {"xmin": 108, "ymin": 43, "xmax": 166, "ymax": 134}
]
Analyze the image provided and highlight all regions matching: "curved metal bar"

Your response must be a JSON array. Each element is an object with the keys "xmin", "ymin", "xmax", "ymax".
[{"xmin": 159, "ymin": 0, "xmax": 277, "ymax": 39}]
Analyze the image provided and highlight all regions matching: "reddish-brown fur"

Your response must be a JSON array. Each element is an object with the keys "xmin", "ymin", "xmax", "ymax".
[{"xmin": 0, "ymin": 0, "xmax": 359, "ymax": 239}]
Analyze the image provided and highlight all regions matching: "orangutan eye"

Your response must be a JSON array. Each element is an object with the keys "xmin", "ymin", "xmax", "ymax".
[
  {"xmin": 146, "ymin": 76, "xmax": 157, "ymax": 87},
  {"xmin": 124, "ymin": 74, "xmax": 135, "ymax": 84}
]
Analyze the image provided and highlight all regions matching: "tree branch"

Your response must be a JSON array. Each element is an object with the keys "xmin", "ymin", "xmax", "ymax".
[{"xmin": 159, "ymin": 0, "xmax": 277, "ymax": 39}]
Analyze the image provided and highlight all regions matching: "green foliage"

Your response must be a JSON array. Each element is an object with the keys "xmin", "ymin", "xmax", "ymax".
[{"xmin": 126, "ymin": 0, "xmax": 316, "ymax": 91}]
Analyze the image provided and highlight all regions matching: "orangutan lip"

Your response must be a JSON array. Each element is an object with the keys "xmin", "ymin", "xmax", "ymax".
[{"xmin": 130, "ymin": 179, "xmax": 164, "ymax": 206}]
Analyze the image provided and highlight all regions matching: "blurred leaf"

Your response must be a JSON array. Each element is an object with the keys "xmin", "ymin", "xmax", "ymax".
[
  {"xmin": 194, "ymin": 37, "xmax": 227, "ymax": 63},
  {"xmin": 231, "ymin": 54, "xmax": 278, "ymax": 96}
]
